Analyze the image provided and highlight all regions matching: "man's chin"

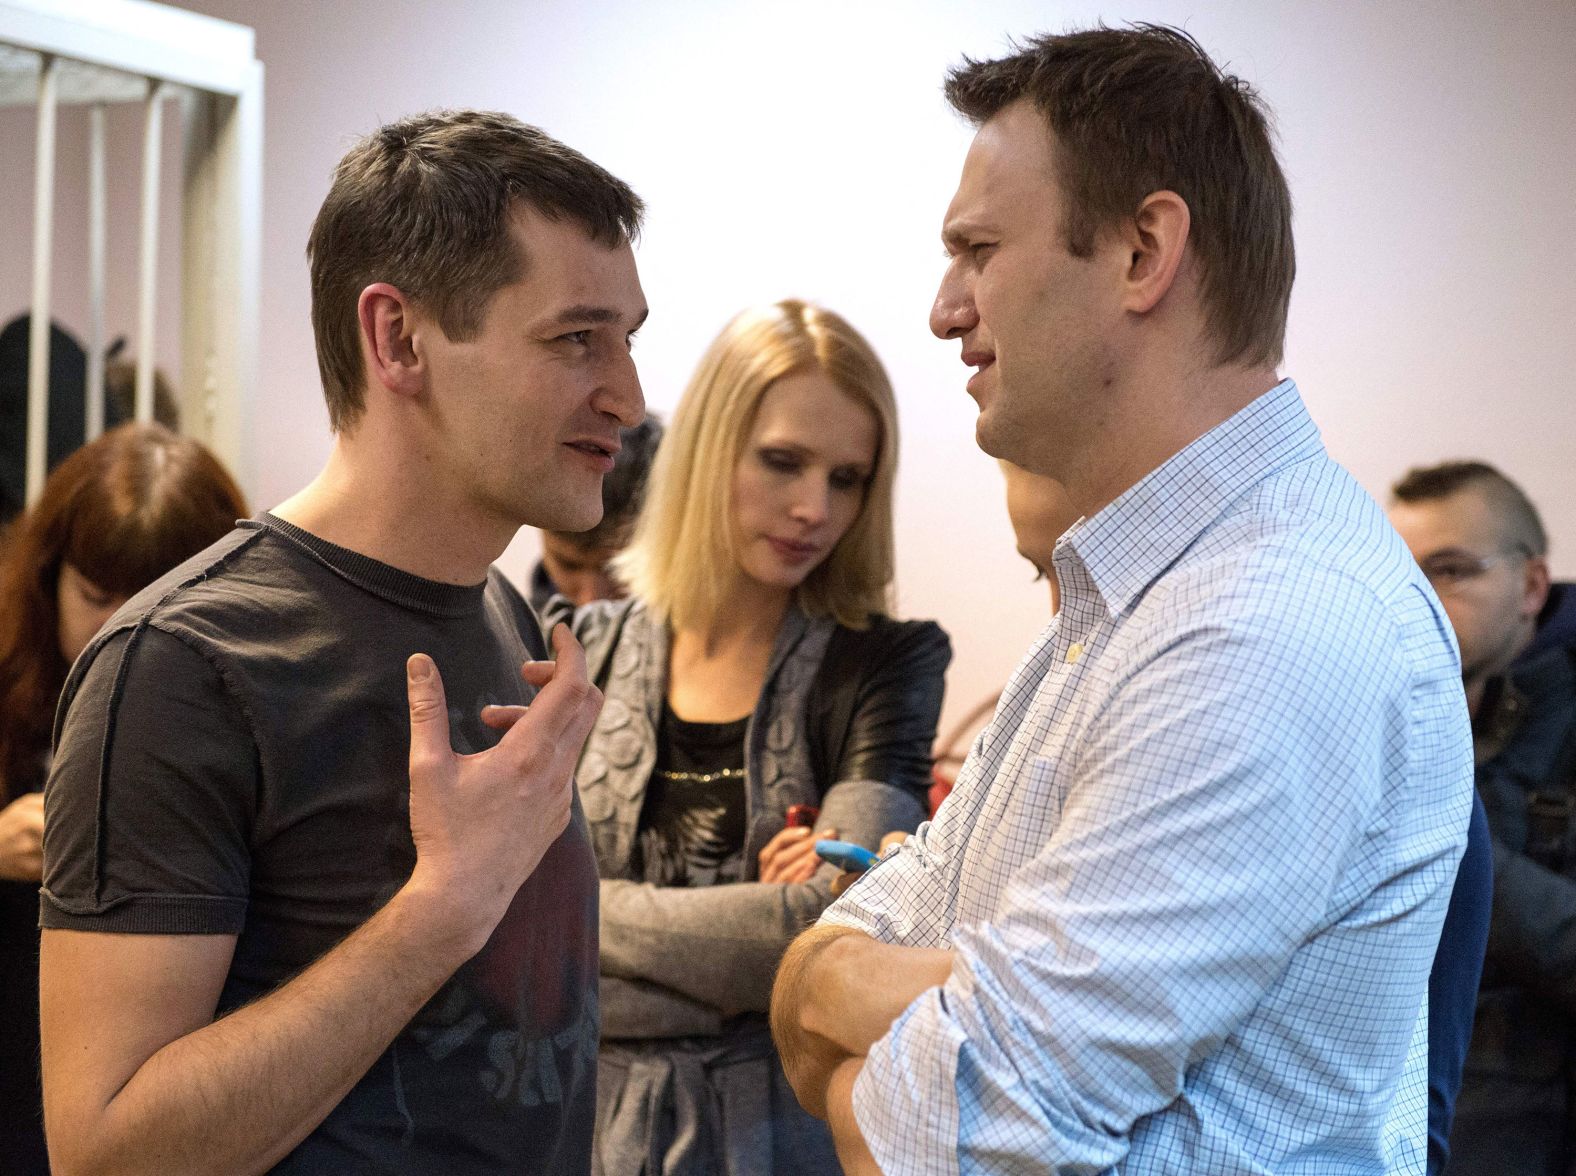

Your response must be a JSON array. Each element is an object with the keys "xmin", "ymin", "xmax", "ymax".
[
  {"xmin": 517, "ymin": 493, "xmax": 605, "ymax": 537},
  {"xmin": 974, "ymin": 414, "xmax": 1016, "ymax": 462},
  {"xmin": 976, "ymin": 419, "xmax": 1066, "ymax": 483}
]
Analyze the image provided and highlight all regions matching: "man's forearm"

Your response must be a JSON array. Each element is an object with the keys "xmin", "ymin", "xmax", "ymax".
[
  {"xmin": 771, "ymin": 924, "xmax": 952, "ymax": 1118},
  {"xmin": 778, "ymin": 927, "xmax": 954, "ymax": 1057},
  {"xmin": 827, "ymin": 1058, "xmax": 882, "ymax": 1175},
  {"xmin": 44, "ymin": 883, "xmax": 480, "ymax": 1176},
  {"xmin": 771, "ymin": 926, "xmax": 864, "ymax": 1118}
]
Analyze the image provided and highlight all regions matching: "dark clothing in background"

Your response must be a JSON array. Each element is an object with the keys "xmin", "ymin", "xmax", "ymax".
[
  {"xmin": 0, "ymin": 315, "xmax": 156, "ymax": 530},
  {"xmin": 1448, "ymin": 641, "xmax": 1576, "ymax": 1175},
  {"xmin": 528, "ymin": 558, "xmax": 558, "ymax": 618},
  {"xmin": 0, "ymin": 316, "xmax": 86, "ymax": 528},
  {"xmin": 634, "ymin": 704, "xmax": 749, "ymax": 887},
  {"xmin": 1428, "ymin": 791, "xmax": 1492, "ymax": 1175},
  {"xmin": 40, "ymin": 515, "xmax": 600, "ymax": 1174},
  {"xmin": 1524, "ymin": 582, "xmax": 1576, "ymax": 666},
  {"xmin": 0, "ymin": 811, "xmax": 47, "ymax": 1176}
]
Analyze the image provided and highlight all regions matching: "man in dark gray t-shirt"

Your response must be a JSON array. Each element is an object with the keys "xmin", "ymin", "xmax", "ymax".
[{"xmin": 38, "ymin": 112, "xmax": 649, "ymax": 1174}]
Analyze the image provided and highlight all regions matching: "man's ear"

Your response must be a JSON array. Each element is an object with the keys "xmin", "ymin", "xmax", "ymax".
[
  {"xmin": 1522, "ymin": 553, "xmax": 1552, "ymax": 620},
  {"xmin": 357, "ymin": 282, "xmax": 424, "ymax": 401},
  {"xmin": 1119, "ymin": 190, "xmax": 1191, "ymax": 315}
]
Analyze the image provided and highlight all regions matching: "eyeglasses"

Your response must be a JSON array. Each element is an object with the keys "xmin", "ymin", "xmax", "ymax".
[{"xmin": 1417, "ymin": 548, "xmax": 1527, "ymax": 592}]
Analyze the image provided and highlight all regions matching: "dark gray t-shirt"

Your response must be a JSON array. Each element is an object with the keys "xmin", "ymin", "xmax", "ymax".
[{"xmin": 41, "ymin": 515, "xmax": 598, "ymax": 1174}]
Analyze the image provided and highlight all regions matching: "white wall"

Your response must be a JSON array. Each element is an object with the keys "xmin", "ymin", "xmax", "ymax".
[{"xmin": 7, "ymin": 0, "xmax": 1575, "ymax": 734}]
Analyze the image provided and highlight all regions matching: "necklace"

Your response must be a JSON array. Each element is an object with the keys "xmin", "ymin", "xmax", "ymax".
[{"xmin": 654, "ymin": 767, "xmax": 747, "ymax": 785}]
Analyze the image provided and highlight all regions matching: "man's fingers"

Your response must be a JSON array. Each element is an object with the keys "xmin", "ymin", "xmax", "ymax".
[
  {"xmin": 556, "ymin": 676, "xmax": 604, "ymax": 765},
  {"xmin": 549, "ymin": 624, "xmax": 600, "ymax": 737},
  {"xmin": 519, "ymin": 661, "xmax": 554, "ymax": 688},
  {"xmin": 480, "ymin": 705, "xmax": 528, "ymax": 732},
  {"xmin": 500, "ymin": 625, "xmax": 595, "ymax": 747},
  {"xmin": 550, "ymin": 622, "xmax": 588, "ymax": 677},
  {"xmin": 487, "ymin": 628, "xmax": 600, "ymax": 775},
  {"xmin": 788, "ymin": 829, "xmax": 834, "ymax": 860},
  {"xmin": 406, "ymin": 654, "xmax": 452, "ymax": 769}
]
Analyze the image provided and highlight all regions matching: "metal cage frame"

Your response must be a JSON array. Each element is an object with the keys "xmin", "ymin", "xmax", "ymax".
[{"xmin": 1, "ymin": 0, "xmax": 262, "ymax": 501}]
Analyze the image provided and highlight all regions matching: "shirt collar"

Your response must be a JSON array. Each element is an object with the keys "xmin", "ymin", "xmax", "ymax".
[{"xmin": 1058, "ymin": 379, "xmax": 1323, "ymax": 620}]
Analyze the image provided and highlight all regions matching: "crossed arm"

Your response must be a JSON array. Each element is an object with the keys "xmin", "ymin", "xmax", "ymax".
[{"xmin": 769, "ymin": 924, "xmax": 953, "ymax": 1173}]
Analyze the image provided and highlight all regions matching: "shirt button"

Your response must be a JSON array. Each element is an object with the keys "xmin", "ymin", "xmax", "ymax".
[{"xmin": 1066, "ymin": 642, "xmax": 1084, "ymax": 664}]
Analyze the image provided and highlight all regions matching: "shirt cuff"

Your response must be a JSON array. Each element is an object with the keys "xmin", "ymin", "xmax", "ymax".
[{"xmin": 852, "ymin": 984, "xmax": 964, "ymax": 1176}]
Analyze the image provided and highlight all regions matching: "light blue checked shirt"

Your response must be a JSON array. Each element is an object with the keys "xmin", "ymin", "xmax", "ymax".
[{"xmin": 822, "ymin": 381, "xmax": 1474, "ymax": 1174}]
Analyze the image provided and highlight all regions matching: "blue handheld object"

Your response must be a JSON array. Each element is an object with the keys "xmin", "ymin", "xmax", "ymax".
[{"xmin": 815, "ymin": 839, "xmax": 880, "ymax": 873}]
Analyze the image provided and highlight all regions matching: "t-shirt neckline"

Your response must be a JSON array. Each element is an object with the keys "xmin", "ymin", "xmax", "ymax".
[{"xmin": 249, "ymin": 513, "xmax": 488, "ymax": 618}]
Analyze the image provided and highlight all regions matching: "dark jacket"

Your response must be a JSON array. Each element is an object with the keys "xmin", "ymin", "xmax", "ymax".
[
  {"xmin": 1521, "ymin": 582, "xmax": 1576, "ymax": 667},
  {"xmin": 1429, "ymin": 791, "xmax": 1491, "ymax": 1175},
  {"xmin": 1449, "ymin": 643, "xmax": 1576, "ymax": 1175}
]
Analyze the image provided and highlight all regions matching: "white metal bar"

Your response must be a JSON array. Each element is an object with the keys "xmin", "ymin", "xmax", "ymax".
[
  {"xmin": 25, "ymin": 52, "xmax": 56, "ymax": 506},
  {"xmin": 179, "ymin": 62, "xmax": 261, "ymax": 496},
  {"xmin": 135, "ymin": 77, "xmax": 163, "ymax": 424},
  {"xmin": 86, "ymin": 101, "xmax": 106, "ymax": 439},
  {"xmin": 224, "ymin": 61, "xmax": 263, "ymax": 493},
  {"xmin": 0, "ymin": 0, "xmax": 257, "ymax": 98}
]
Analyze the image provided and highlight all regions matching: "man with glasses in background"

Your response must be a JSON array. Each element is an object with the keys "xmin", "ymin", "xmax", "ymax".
[{"xmin": 1391, "ymin": 460, "xmax": 1576, "ymax": 1174}]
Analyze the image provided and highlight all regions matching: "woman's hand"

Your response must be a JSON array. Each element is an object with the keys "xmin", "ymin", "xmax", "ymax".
[
  {"xmin": 759, "ymin": 825, "xmax": 838, "ymax": 884},
  {"xmin": 829, "ymin": 831, "xmax": 909, "ymax": 898},
  {"xmin": 0, "ymin": 791, "xmax": 45, "ymax": 883}
]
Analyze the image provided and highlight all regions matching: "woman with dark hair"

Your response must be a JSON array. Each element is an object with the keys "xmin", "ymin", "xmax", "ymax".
[{"xmin": 0, "ymin": 422, "xmax": 247, "ymax": 1176}]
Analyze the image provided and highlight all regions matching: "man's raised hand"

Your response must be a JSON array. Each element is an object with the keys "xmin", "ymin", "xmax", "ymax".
[{"xmin": 403, "ymin": 623, "xmax": 602, "ymax": 953}]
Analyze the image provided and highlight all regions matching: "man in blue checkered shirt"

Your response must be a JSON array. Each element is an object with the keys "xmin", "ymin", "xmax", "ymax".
[{"xmin": 770, "ymin": 25, "xmax": 1474, "ymax": 1175}]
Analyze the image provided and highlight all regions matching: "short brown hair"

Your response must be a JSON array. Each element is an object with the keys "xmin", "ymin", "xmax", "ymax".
[
  {"xmin": 308, "ymin": 110, "xmax": 645, "ymax": 431},
  {"xmin": 1392, "ymin": 460, "xmax": 1548, "ymax": 557},
  {"xmin": 945, "ymin": 24, "xmax": 1295, "ymax": 368}
]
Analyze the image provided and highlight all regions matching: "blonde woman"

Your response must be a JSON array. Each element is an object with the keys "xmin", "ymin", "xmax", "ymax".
[{"xmin": 550, "ymin": 300, "xmax": 949, "ymax": 1174}]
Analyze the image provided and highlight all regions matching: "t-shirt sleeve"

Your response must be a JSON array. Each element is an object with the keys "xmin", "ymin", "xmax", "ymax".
[{"xmin": 41, "ymin": 625, "xmax": 259, "ymax": 934}]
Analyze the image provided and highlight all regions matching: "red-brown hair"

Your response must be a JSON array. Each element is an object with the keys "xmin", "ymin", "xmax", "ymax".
[{"xmin": 0, "ymin": 424, "xmax": 247, "ymax": 800}]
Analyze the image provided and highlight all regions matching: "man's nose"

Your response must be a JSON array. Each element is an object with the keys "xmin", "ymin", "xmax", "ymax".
[
  {"xmin": 930, "ymin": 266, "xmax": 977, "ymax": 341},
  {"xmin": 596, "ymin": 353, "xmax": 645, "ymax": 428}
]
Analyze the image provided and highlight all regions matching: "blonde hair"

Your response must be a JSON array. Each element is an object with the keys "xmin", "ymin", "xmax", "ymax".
[{"xmin": 616, "ymin": 300, "xmax": 898, "ymax": 631}]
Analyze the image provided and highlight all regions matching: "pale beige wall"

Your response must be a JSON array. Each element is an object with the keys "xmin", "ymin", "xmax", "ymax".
[{"xmin": 5, "ymin": 0, "xmax": 1574, "ymax": 735}]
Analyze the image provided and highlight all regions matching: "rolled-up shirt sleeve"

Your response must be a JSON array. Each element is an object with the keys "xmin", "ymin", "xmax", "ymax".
[
  {"xmin": 820, "ymin": 778, "xmax": 972, "ymax": 950},
  {"xmin": 848, "ymin": 573, "xmax": 1466, "ymax": 1173}
]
